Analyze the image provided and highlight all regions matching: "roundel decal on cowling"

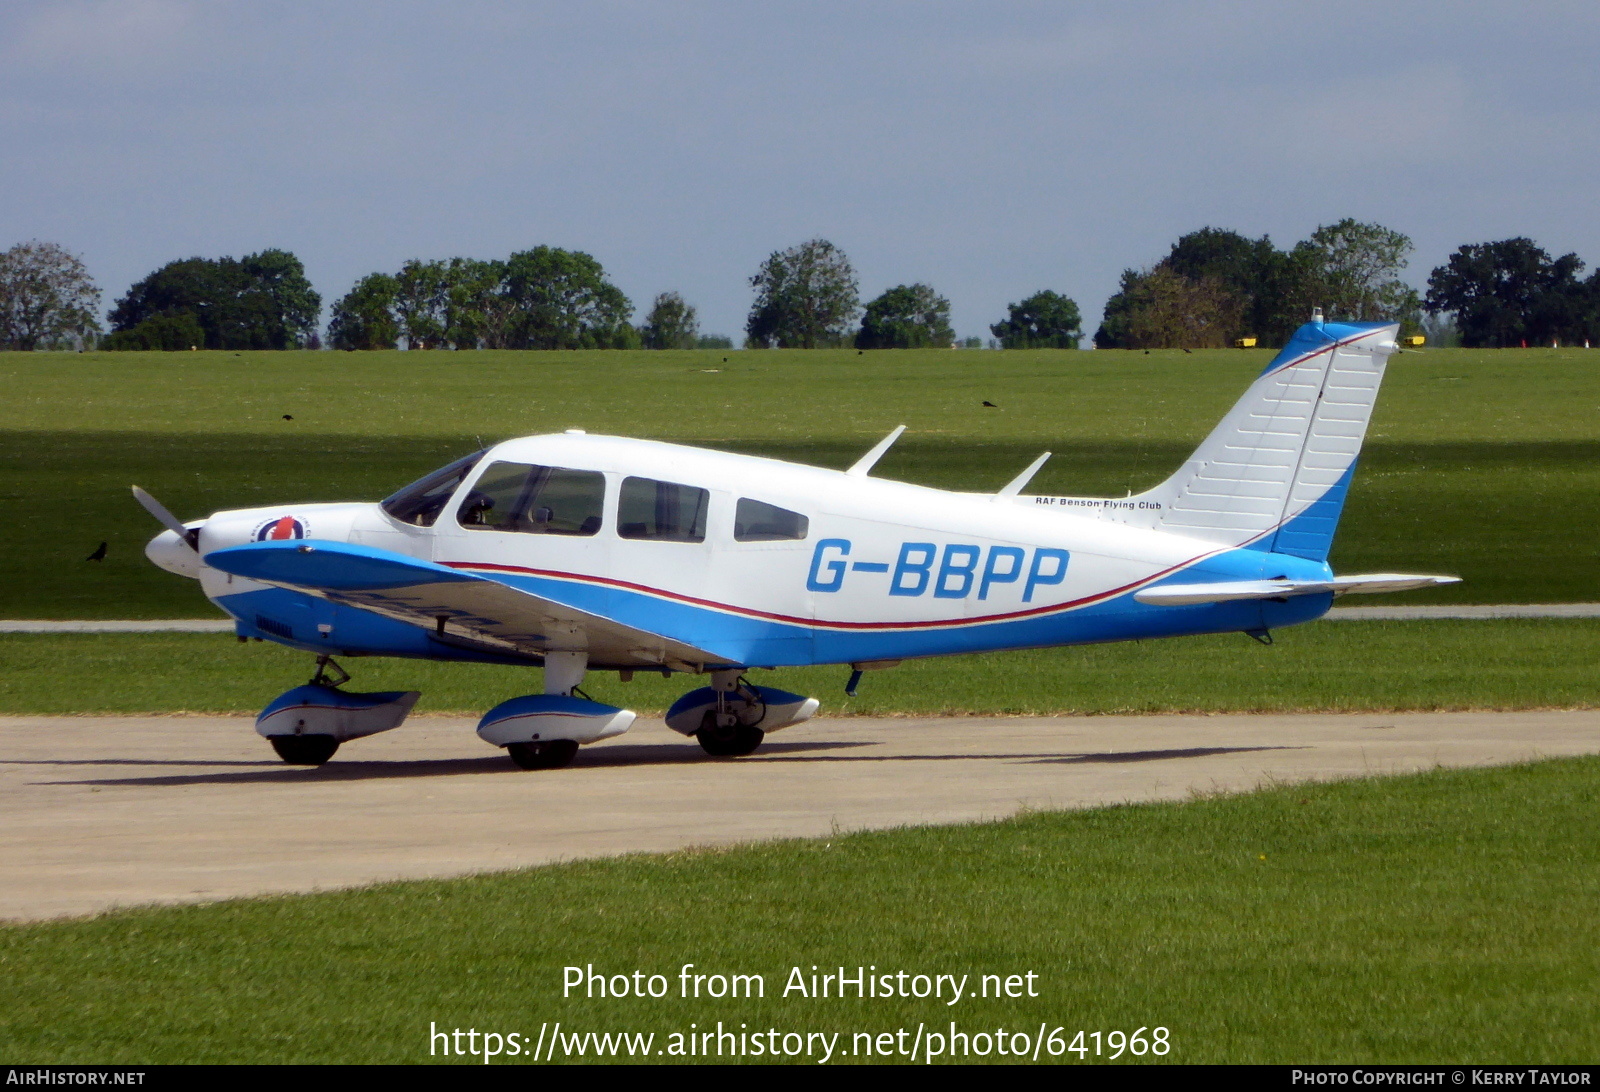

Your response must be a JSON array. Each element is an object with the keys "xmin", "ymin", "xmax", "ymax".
[{"xmin": 252, "ymin": 515, "xmax": 309, "ymax": 542}]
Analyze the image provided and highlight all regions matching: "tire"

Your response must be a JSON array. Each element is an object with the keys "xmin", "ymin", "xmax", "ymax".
[
  {"xmin": 696, "ymin": 721, "xmax": 764, "ymax": 757},
  {"xmin": 269, "ymin": 734, "xmax": 339, "ymax": 765},
  {"xmin": 507, "ymin": 739, "xmax": 580, "ymax": 770}
]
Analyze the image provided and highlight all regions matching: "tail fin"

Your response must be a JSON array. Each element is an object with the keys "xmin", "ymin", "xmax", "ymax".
[{"xmin": 1119, "ymin": 319, "xmax": 1399, "ymax": 559}]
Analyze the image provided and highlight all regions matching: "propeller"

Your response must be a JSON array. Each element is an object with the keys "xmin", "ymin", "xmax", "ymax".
[{"xmin": 132, "ymin": 486, "xmax": 200, "ymax": 550}]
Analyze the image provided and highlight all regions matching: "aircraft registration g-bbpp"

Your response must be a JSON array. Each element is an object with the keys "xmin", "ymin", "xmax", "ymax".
[{"xmin": 138, "ymin": 313, "xmax": 1456, "ymax": 769}]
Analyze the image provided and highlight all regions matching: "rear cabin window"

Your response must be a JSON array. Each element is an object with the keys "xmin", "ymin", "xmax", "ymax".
[
  {"xmin": 457, "ymin": 462, "xmax": 605, "ymax": 536},
  {"xmin": 618, "ymin": 477, "xmax": 708, "ymax": 542},
  {"xmin": 734, "ymin": 498, "xmax": 809, "ymax": 541},
  {"xmin": 381, "ymin": 450, "xmax": 486, "ymax": 527}
]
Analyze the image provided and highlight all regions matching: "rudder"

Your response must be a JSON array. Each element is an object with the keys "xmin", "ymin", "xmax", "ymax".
[{"xmin": 1112, "ymin": 318, "xmax": 1399, "ymax": 557}]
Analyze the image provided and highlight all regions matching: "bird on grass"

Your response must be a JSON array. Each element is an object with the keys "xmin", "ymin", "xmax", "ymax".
[
  {"xmin": 982, "ymin": 400, "xmax": 998, "ymax": 408},
  {"xmin": 1182, "ymin": 348, "xmax": 1192, "ymax": 354},
  {"xmin": 86, "ymin": 542, "xmax": 107, "ymax": 562},
  {"xmin": 282, "ymin": 414, "xmax": 294, "ymax": 420}
]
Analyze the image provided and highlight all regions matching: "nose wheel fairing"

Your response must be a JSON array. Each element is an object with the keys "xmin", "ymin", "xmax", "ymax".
[
  {"xmin": 255, "ymin": 677, "xmax": 421, "ymax": 766},
  {"xmin": 255, "ymin": 682, "xmax": 421, "ymax": 742}
]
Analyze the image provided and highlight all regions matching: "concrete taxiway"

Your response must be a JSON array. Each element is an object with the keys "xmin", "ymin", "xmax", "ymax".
[{"xmin": 3, "ymin": 710, "xmax": 1597, "ymax": 921}]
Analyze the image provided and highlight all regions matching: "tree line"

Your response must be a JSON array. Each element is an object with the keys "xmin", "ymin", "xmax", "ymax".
[
  {"xmin": 5, "ymin": 228, "xmax": 1600, "ymax": 352},
  {"xmin": 742, "ymin": 239, "xmax": 1080, "ymax": 350},
  {"xmin": 1097, "ymin": 220, "xmax": 1418, "ymax": 349},
  {"xmin": 1096, "ymin": 221, "xmax": 1600, "ymax": 349}
]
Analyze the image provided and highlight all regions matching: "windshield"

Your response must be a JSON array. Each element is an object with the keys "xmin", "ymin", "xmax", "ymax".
[{"xmin": 380, "ymin": 450, "xmax": 486, "ymax": 527}]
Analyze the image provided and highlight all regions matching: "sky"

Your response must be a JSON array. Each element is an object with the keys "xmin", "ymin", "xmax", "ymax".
[{"xmin": 3, "ymin": 0, "xmax": 1598, "ymax": 342}]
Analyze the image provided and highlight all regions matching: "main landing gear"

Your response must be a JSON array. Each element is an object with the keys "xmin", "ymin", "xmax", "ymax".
[
  {"xmin": 665, "ymin": 671, "xmax": 821, "ymax": 757},
  {"xmin": 506, "ymin": 738, "xmax": 580, "ymax": 770},
  {"xmin": 694, "ymin": 679, "xmax": 767, "ymax": 757},
  {"xmin": 270, "ymin": 734, "xmax": 341, "ymax": 766},
  {"xmin": 477, "ymin": 651, "xmax": 636, "ymax": 770},
  {"xmin": 254, "ymin": 655, "xmax": 819, "ymax": 771},
  {"xmin": 698, "ymin": 718, "xmax": 765, "ymax": 757}
]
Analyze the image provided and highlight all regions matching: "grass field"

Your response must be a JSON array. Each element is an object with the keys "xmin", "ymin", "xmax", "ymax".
[
  {"xmin": 2, "ymin": 756, "xmax": 1596, "ymax": 1064},
  {"xmin": 6, "ymin": 345, "xmax": 1600, "ymax": 616},
  {"xmin": 3, "ymin": 618, "xmax": 1598, "ymax": 717},
  {"xmin": 7, "ymin": 347, "xmax": 1598, "ymax": 1067}
]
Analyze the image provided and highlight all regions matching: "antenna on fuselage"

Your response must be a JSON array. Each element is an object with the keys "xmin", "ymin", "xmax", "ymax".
[
  {"xmin": 996, "ymin": 451, "xmax": 1052, "ymax": 498},
  {"xmin": 846, "ymin": 425, "xmax": 906, "ymax": 477}
]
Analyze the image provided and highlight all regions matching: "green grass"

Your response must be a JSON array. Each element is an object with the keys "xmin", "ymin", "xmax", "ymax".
[
  {"xmin": 7, "ymin": 346, "xmax": 1600, "ymax": 616},
  {"xmin": 4, "ymin": 618, "xmax": 1598, "ymax": 716},
  {"xmin": 3, "ymin": 757, "xmax": 1597, "ymax": 1063},
  {"xmin": 6, "ymin": 348, "xmax": 1594, "ymax": 1067}
]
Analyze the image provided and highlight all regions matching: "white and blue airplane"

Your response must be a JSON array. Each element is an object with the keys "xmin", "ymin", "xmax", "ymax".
[{"xmin": 138, "ymin": 313, "xmax": 1456, "ymax": 769}]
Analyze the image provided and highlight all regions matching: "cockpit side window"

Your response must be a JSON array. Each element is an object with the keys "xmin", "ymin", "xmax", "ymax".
[
  {"xmin": 457, "ymin": 462, "xmax": 605, "ymax": 536},
  {"xmin": 380, "ymin": 450, "xmax": 486, "ymax": 527},
  {"xmin": 618, "ymin": 476, "xmax": 708, "ymax": 542},
  {"xmin": 734, "ymin": 498, "xmax": 809, "ymax": 541}
]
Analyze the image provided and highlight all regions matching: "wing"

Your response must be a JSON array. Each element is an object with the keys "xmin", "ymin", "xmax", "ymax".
[
  {"xmin": 1133, "ymin": 573, "xmax": 1461, "ymax": 606},
  {"xmin": 205, "ymin": 539, "xmax": 721, "ymax": 670}
]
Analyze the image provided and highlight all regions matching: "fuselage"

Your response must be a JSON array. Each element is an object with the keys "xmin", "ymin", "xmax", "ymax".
[{"xmin": 150, "ymin": 432, "xmax": 1334, "ymax": 670}]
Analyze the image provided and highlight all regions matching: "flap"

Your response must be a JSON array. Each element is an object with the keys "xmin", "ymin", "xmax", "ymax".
[{"xmin": 206, "ymin": 539, "xmax": 720, "ymax": 669}]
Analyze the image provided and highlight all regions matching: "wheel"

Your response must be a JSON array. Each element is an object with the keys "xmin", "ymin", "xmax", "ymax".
[
  {"xmin": 269, "ymin": 734, "xmax": 339, "ymax": 765},
  {"xmin": 506, "ymin": 739, "xmax": 580, "ymax": 770},
  {"xmin": 696, "ymin": 719, "xmax": 764, "ymax": 757}
]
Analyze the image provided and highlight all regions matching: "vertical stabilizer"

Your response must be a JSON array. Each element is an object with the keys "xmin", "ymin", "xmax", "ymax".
[{"xmin": 1111, "ymin": 319, "xmax": 1399, "ymax": 557}]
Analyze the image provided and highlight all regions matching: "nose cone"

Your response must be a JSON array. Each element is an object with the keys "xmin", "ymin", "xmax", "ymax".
[{"xmin": 145, "ymin": 528, "xmax": 202, "ymax": 579}]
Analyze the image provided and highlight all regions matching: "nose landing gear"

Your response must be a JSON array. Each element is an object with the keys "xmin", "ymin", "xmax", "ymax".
[{"xmin": 255, "ymin": 656, "xmax": 421, "ymax": 766}]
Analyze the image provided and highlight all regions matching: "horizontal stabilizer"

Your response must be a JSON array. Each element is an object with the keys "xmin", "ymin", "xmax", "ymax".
[
  {"xmin": 205, "ymin": 539, "xmax": 720, "ymax": 668},
  {"xmin": 1134, "ymin": 573, "xmax": 1461, "ymax": 606}
]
